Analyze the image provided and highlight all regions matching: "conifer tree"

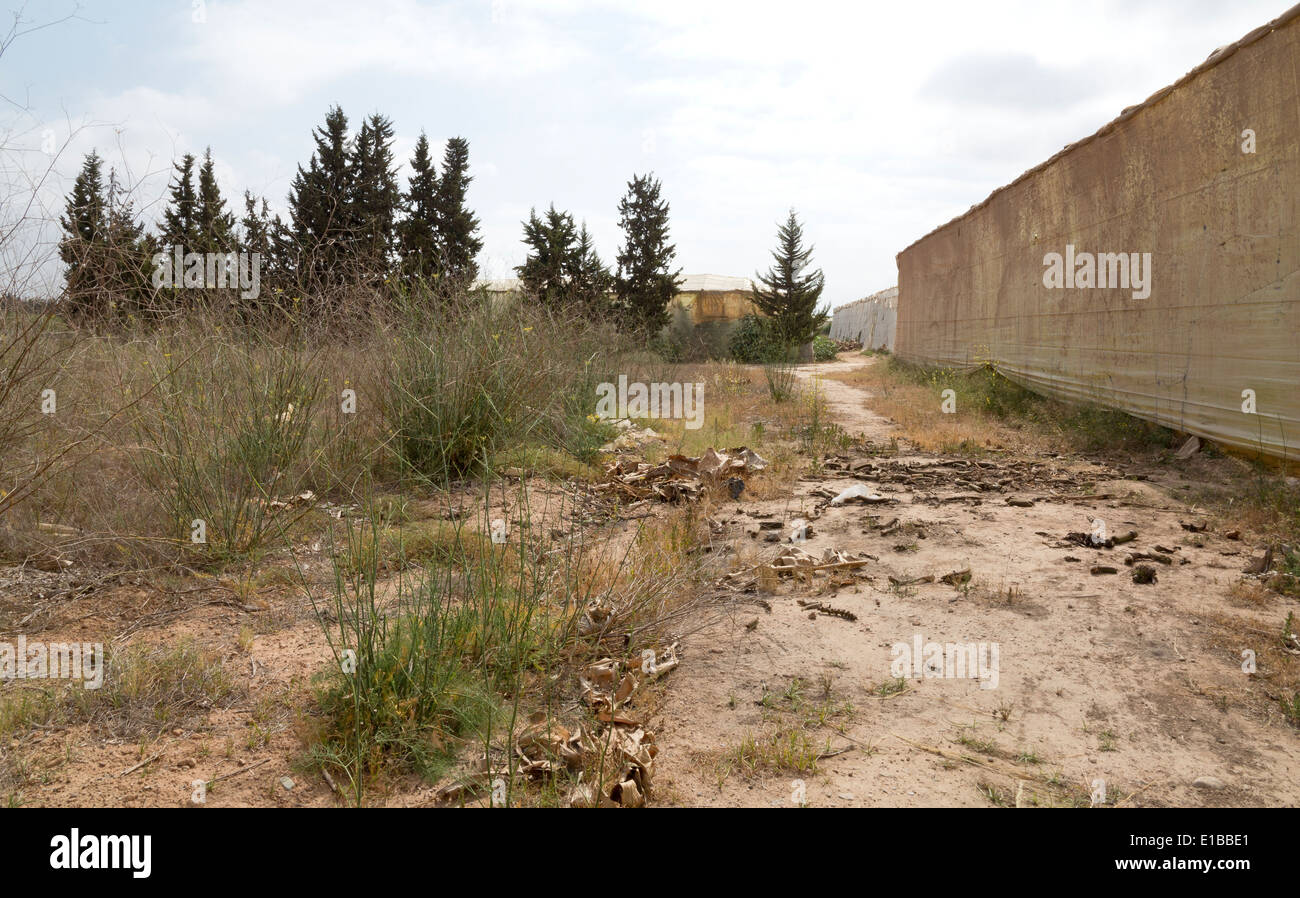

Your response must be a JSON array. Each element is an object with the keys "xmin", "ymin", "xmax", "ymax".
[
  {"xmin": 102, "ymin": 169, "xmax": 157, "ymax": 317},
  {"xmin": 613, "ymin": 173, "xmax": 682, "ymax": 335},
  {"xmin": 266, "ymin": 213, "xmax": 297, "ymax": 302},
  {"xmin": 159, "ymin": 153, "xmax": 198, "ymax": 251},
  {"xmin": 517, "ymin": 205, "xmax": 578, "ymax": 306},
  {"xmin": 571, "ymin": 223, "xmax": 613, "ymax": 317},
  {"xmin": 398, "ymin": 132, "xmax": 440, "ymax": 284},
  {"xmin": 516, "ymin": 205, "xmax": 609, "ymax": 315},
  {"xmin": 58, "ymin": 153, "xmax": 154, "ymax": 320},
  {"xmin": 58, "ymin": 151, "xmax": 107, "ymax": 315},
  {"xmin": 196, "ymin": 147, "xmax": 236, "ymax": 254},
  {"xmin": 349, "ymin": 112, "xmax": 400, "ymax": 277},
  {"xmin": 239, "ymin": 190, "xmax": 283, "ymax": 303},
  {"xmin": 240, "ymin": 191, "xmax": 271, "ymax": 260},
  {"xmin": 288, "ymin": 105, "xmax": 355, "ymax": 289},
  {"xmin": 434, "ymin": 136, "xmax": 482, "ymax": 285},
  {"xmin": 751, "ymin": 209, "xmax": 828, "ymax": 348}
]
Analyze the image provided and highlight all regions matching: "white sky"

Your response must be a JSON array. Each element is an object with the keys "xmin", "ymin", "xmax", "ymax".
[{"xmin": 1, "ymin": 0, "xmax": 1290, "ymax": 305}]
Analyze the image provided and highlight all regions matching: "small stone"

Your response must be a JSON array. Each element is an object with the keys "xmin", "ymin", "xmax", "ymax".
[
  {"xmin": 280, "ymin": 776, "xmax": 295, "ymax": 791},
  {"xmin": 1193, "ymin": 775, "xmax": 1226, "ymax": 790},
  {"xmin": 1174, "ymin": 435, "xmax": 1201, "ymax": 460}
]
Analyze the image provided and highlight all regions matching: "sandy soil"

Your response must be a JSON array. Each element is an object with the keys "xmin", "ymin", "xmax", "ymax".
[
  {"xmin": 5, "ymin": 355, "xmax": 1296, "ymax": 808},
  {"xmin": 0, "ymin": 482, "xmax": 586, "ymax": 808},
  {"xmin": 653, "ymin": 355, "xmax": 1300, "ymax": 807}
]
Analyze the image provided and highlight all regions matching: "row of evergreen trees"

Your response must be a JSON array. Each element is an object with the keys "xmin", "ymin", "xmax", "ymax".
[
  {"xmin": 56, "ymin": 105, "xmax": 825, "ymax": 344},
  {"xmin": 57, "ymin": 105, "xmax": 485, "ymax": 320},
  {"xmin": 514, "ymin": 173, "xmax": 683, "ymax": 336},
  {"xmin": 510, "ymin": 186, "xmax": 828, "ymax": 345}
]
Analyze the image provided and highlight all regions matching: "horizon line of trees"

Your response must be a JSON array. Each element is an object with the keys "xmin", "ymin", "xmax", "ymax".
[
  {"xmin": 57, "ymin": 105, "xmax": 484, "ymax": 322},
  {"xmin": 56, "ymin": 107, "xmax": 826, "ymax": 345},
  {"xmin": 514, "ymin": 172, "xmax": 685, "ymax": 337}
]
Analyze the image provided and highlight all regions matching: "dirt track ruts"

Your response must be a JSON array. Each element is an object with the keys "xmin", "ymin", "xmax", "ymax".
[{"xmin": 655, "ymin": 355, "xmax": 1300, "ymax": 808}]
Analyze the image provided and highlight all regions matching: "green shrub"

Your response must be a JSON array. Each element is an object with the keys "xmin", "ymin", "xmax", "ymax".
[
  {"xmin": 309, "ymin": 486, "xmax": 708, "ymax": 803},
  {"xmin": 383, "ymin": 294, "xmax": 614, "ymax": 483},
  {"xmin": 728, "ymin": 315, "xmax": 787, "ymax": 364},
  {"xmin": 812, "ymin": 335, "xmax": 837, "ymax": 362},
  {"xmin": 647, "ymin": 333, "xmax": 684, "ymax": 363}
]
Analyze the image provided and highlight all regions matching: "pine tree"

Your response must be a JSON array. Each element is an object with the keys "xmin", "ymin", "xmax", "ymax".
[
  {"xmin": 267, "ymin": 213, "xmax": 297, "ymax": 304},
  {"xmin": 349, "ymin": 112, "xmax": 400, "ymax": 278},
  {"xmin": 288, "ymin": 105, "xmax": 355, "ymax": 290},
  {"xmin": 58, "ymin": 151, "xmax": 107, "ymax": 316},
  {"xmin": 571, "ymin": 223, "xmax": 613, "ymax": 317},
  {"xmin": 516, "ymin": 205, "xmax": 578, "ymax": 308},
  {"xmin": 58, "ymin": 153, "xmax": 154, "ymax": 321},
  {"xmin": 240, "ymin": 191, "xmax": 270, "ymax": 260},
  {"xmin": 196, "ymin": 147, "xmax": 236, "ymax": 254},
  {"xmin": 102, "ymin": 169, "xmax": 157, "ymax": 318},
  {"xmin": 239, "ymin": 191, "xmax": 279, "ymax": 305},
  {"xmin": 614, "ymin": 173, "xmax": 682, "ymax": 335},
  {"xmin": 159, "ymin": 153, "xmax": 198, "ymax": 251},
  {"xmin": 434, "ymin": 136, "xmax": 482, "ymax": 286},
  {"xmin": 516, "ymin": 206, "xmax": 611, "ymax": 315},
  {"xmin": 398, "ymin": 131, "xmax": 440, "ymax": 284},
  {"xmin": 751, "ymin": 209, "xmax": 828, "ymax": 348}
]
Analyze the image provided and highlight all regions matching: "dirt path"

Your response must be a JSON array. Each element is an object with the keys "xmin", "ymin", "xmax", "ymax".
[
  {"xmin": 792, "ymin": 355, "xmax": 895, "ymax": 441},
  {"xmin": 655, "ymin": 354, "xmax": 1300, "ymax": 807}
]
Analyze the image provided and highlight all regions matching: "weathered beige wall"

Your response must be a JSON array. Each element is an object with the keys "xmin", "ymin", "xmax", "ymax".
[
  {"xmin": 896, "ymin": 6, "xmax": 1300, "ymax": 460},
  {"xmin": 665, "ymin": 290, "xmax": 757, "ymax": 357},
  {"xmin": 671, "ymin": 290, "xmax": 757, "ymax": 324}
]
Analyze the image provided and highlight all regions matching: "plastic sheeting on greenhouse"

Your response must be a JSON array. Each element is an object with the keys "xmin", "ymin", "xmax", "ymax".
[
  {"xmin": 831, "ymin": 287, "xmax": 896, "ymax": 351},
  {"xmin": 895, "ymin": 4, "xmax": 1300, "ymax": 462}
]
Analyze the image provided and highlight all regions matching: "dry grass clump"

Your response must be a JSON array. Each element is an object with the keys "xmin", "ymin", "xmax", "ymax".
[
  {"xmin": 0, "ymin": 290, "xmax": 622, "ymax": 568},
  {"xmin": 0, "ymin": 639, "xmax": 240, "ymax": 744},
  {"xmin": 304, "ymin": 480, "xmax": 721, "ymax": 803}
]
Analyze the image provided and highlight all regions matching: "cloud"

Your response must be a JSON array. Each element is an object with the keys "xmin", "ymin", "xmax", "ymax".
[
  {"xmin": 920, "ymin": 53, "xmax": 1108, "ymax": 111},
  {"xmin": 5, "ymin": 0, "xmax": 1288, "ymax": 304},
  {"xmin": 182, "ymin": 0, "xmax": 594, "ymax": 105}
]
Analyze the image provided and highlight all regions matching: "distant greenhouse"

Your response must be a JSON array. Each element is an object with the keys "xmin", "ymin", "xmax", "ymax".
[
  {"xmin": 830, "ymin": 286, "xmax": 896, "ymax": 351},
  {"xmin": 479, "ymin": 273, "xmax": 758, "ymax": 358},
  {"xmin": 666, "ymin": 274, "xmax": 758, "ymax": 357}
]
